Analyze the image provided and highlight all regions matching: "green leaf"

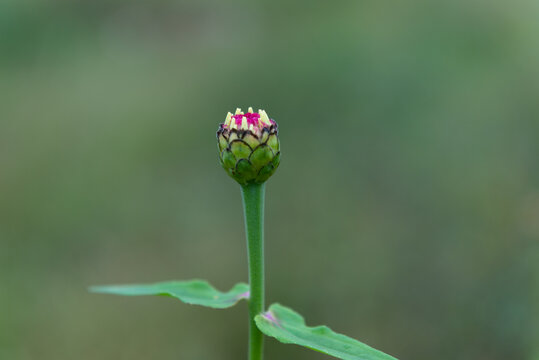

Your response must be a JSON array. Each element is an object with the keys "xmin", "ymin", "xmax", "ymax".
[
  {"xmin": 90, "ymin": 279, "xmax": 249, "ymax": 309},
  {"xmin": 255, "ymin": 304, "xmax": 398, "ymax": 360}
]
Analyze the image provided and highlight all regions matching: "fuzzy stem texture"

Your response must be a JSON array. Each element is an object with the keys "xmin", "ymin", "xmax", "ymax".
[{"xmin": 241, "ymin": 183, "xmax": 265, "ymax": 360}]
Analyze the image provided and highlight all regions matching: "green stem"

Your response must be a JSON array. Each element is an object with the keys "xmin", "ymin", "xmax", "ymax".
[{"xmin": 241, "ymin": 183, "xmax": 265, "ymax": 360}]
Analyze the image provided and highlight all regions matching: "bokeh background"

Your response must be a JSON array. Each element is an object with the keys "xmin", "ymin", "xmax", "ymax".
[{"xmin": 1, "ymin": 0, "xmax": 538, "ymax": 359}]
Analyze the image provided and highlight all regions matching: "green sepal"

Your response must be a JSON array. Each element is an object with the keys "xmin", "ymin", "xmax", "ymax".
[
  {"xmin": 90, "ymin": 280, "xmax": 249, "ymax": 309},
  {"xmin": 228, "ymin": 132, "xmax": 239, "ymax": 142},
  {"xmin": 272, "ymin": 151, "xmax": 281, "ymax": 168},
  {"xmin": 221, "ymin": 149, "xmax": 236, "ymax": 169},
  {"xmin": 230, "ymin": 140, "xmax": 252, "ymax": 160},
  {"xmin": 267, "ymin": 133, "xmax": 279, "ymax": 153},
  {"xmin": 218, "ymin": 134, "xmax": 228, "ymax": 152},
  {"xmin": 256, "ymin": 163, "xmax": 275, "ymax": 183},
  {"xmin": 243, "ymin": 133, "xmax": 260, "ymax": 149},
  {"xmin": 250, "ymin": 145, "xmax": 274, "ymax": 169},
  {"xmin": 255, "ymin": 304, "xmax": 398, "ymax": 360},
  {"xmin": 260, "ymin": 129, "xmax": 270, "ymax": 143},
  {"xmin": 235, "ymin": 159, "xmax": 257, "ymax": 183}
]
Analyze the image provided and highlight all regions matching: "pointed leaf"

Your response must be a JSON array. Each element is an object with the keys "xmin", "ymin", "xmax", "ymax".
[
  {"xmin": 90, "ymin": 280, "xmax": 249, "ymax": 309},
  {"xmin": 255, "ymin": 304, "xmax": 397, "ymax": 360}
]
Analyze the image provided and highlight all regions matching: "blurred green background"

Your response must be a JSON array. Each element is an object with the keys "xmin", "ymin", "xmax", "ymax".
[{"xmin": 1, "ymin": 0, "xmax": 538, "ymax": 359}]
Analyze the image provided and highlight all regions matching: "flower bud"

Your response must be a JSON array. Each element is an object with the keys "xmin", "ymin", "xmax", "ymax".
[{"xmin": 217, "ymin": 107, "xmax": 280, "ymax": 185}]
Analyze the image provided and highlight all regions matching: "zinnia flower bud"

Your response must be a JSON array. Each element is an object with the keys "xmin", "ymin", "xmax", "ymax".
[{"xmin": 217, "ymin": 107, "xmax": 280, "ymax": 185}]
